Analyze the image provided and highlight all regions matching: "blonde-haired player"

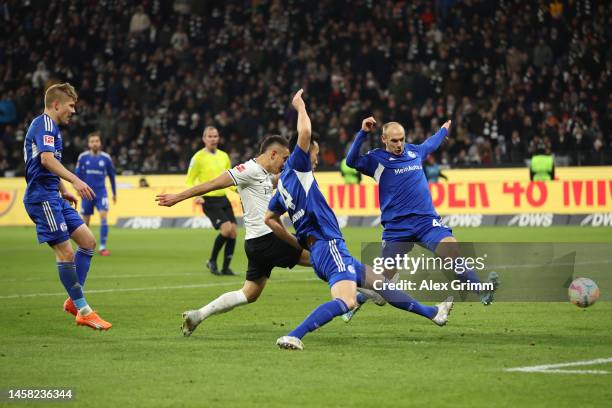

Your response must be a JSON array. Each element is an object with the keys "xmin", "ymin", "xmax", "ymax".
[{"xmin": 23, "ymin": 83, "xmax": 111, "ymax": 330}]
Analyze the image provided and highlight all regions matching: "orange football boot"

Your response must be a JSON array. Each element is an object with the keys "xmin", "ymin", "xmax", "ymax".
[
  {"xmin": 99, "ymin": 249, "xmax": 110, "ymax": 256},
  {"xmin": 63, "ymin": 298, "xmax": 78, "ymax": 316},
  {"xmin": 75, "ymin": 311, "xmax": 112, "ymax": 330}
]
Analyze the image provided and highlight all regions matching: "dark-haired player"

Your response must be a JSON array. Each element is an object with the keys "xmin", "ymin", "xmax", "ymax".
[{"xmin": 157, "ymin": 135, "xmax": 311, "ymax": 336}]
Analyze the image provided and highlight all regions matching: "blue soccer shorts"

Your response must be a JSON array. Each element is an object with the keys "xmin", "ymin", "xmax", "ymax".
[
  {"xmin": 81, "ymin": 194, "xmax": 109, "ymax": 216},
  {"xmin": 25, "ymin": 198, "xmax": 84, "ymax": 245},
  {"xmin": 309, "ymin": 238, "xmax": 365, "ymax": 288},
  {"xmin": 382, "ymin": 214, "xmax": 453, "ymax": 254}
]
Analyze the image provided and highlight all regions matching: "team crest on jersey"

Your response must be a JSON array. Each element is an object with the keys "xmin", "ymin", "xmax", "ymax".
[
  {"xmin": 44, "ymin": 135, "xmax": 54, "ymax": 146},
  {"xmin": 60, "ymin": 222, "xmax": 68, "ymax": 231},
  {"xmin": 235, "ymin": 164, "xmax": 246, "ymax": 172},
  {"xmin": 99, "ymin": 160, "xmax": 104, "ymax": 167},
  {"xmin": 407, "ymin": 151, "xmax": 416, "ymax": 159},
  {"xmin": 348, "ymin": 265, "xmax": 356, "ymax": 274}
]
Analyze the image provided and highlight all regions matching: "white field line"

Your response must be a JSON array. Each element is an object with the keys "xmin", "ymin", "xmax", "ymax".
[
  {"xmin": 0, "ymin": 277, "xmax": 318, "ymax": 300},
  {"xmin": 0, "ymin": 268, "xmax": 314, "ymax": 283},
  {"xmin": 505, "ymin": 358, "xmax": 612, "ymax": 374}
]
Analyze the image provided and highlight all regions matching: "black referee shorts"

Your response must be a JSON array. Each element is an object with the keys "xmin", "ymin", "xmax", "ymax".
[
  {"xmin": 202, "ymin": 196, "xmax": 236, "ymax": 230},
  {"xmin": 245, "ymin": 232, "xmax": 303, "ymax": 281}
]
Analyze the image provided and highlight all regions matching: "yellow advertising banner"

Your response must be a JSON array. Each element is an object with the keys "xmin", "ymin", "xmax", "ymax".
[{"xmin": 1, "ymin": 167, "xmax": 611, "ymax": 226}]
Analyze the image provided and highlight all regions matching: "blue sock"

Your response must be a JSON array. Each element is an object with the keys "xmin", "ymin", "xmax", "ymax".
[
  {"xmin": 288, "ymin": 298, "xmax": 349, "ymax": 339},
  {"xmin": 75, "ymin": 247, "xmax": 94, "ymax": 286},
  {"xmin": 356, "ymin": 292, "xmax": 367, "ymax": 305},
  {"xmin": 57, "ymin": 262, "xmax": 87, "ymax": 309},
  {"xmin": 457, "ymin": 267, "xmax": 482, "ymax": 293},
  {"xmin": 100, "ymin": 219, "xmax": 108, "ymax": 249},
  {"xmin": 376, "ymin": 281, "xmax": 438, "ymax": 319}
]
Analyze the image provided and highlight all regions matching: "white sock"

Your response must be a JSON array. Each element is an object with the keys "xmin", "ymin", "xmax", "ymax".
[
  {"xmin": 196, "ymin": 290, "xmax": 248, "ymax": 321},
  {"xmin": 78, "ymin": 305, "xmax": 93, "ymax": 316}
]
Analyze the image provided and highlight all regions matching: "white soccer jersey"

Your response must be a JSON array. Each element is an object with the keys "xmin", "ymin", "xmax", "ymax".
[{"xmin": 227, "ymin": 159, "xmax": 275, "ymax": 240}]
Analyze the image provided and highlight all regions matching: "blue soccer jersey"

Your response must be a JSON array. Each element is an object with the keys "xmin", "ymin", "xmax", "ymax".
[
  {"xmin": 347, "ymin": 127, "xmax": 448, "ymax": 224},
  {"xmin": 268, "ymin": 146, "xmax": 364, "ymax": 287},
  {"xmin": 75, "ymin": 151, "xmax": 116, "ymax": 197},
  {"xmin": 346, "ymin": 127, "xmax": 453, "ymax": 246},
  {"xmin": 23, "ymin": 114, "xmax": 84, "ymax": 244},
  {"xmin": 268, "ymin": 146, "xmax": 342, "ymax": 247},
  {"xmin": 23, "ymin": 114, "xmax": 63, "ymax": 203}
]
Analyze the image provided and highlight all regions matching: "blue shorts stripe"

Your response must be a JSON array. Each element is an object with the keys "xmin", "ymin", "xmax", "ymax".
[
  {"xmin": 330, "ymin": 240, "xmax": 345, "ymax": 271},
  {"xmin": 328, "ymin": 240, "xmax": 341, "ymax": 271},
  {"xmin": 42, "ymin": 201, "xmax": 57, "ymax": 231}
]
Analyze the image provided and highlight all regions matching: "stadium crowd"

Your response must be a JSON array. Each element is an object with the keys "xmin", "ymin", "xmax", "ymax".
[{"xmin": 0, "ymin": 0, "xmax": 610, "ymax": 175}]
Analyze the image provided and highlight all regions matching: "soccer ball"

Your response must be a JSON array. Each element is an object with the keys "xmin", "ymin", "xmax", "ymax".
[{"xmin": 568, "ymin": 277, "xmax": 600, "ymax": 308}]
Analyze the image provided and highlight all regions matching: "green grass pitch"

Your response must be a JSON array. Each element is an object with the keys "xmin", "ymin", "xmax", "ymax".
[{"xmin": 1, "ymin": 226, "xmax": 611, "ymax": 407}]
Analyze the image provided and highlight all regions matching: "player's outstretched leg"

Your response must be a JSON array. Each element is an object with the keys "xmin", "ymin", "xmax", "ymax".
[
  {"xmin": 181, "ymin": 279, "xmax": 266, "ymax": 336},
  {"xmin": 362, "ymin": 267, "xmax": 453, "ymax": 325},
  {"xmin": 277, "ymin": 280, "xmax": 355, "ymax": 350},
  {"xmin": 435, "ymin": 238, "xmax": 499, "ymax": 305},
  {"xmin": 182, "ymin": 289, "xmax": 247, "ymax": 336}
]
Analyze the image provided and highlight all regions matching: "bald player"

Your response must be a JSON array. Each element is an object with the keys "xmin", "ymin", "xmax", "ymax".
[{"xmin": 346, "ymin": 117, "xmax": 498, "ymax": 305}]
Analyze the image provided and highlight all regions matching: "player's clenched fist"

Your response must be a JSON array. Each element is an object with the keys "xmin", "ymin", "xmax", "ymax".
[
  {"xmin": 361, "ymin": 116, "xmax": 376, "ymax": 132},
  {"xmin": 291, "ymin": 88, "xmax": 305, "ymax": 111},
  {"xmin": 156, "ymin": 193, "xmax": 179, "ymax": 207}
]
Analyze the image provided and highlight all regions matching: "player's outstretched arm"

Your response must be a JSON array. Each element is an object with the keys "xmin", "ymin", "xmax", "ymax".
[
  {"xmin": 346, "ymin": 116, "xmax": 376, "ymax": 169},
  {"xmin": 156, "ymin": 172, "xmax": 233, "ymax": 207},
  {"xmin": 415, "ymin": 120, "xmax": 451, "ymax": 158},
  {"xmin": 264, "ymin": 210, "xmax": 301, "ymax": 250},
  {"xmin": 292, "ymin": 89, "xmax": 311, "ymax": 152},
  {"xmin": 40, "ymin": 152, "xmax": 95, "ymax": 200}
]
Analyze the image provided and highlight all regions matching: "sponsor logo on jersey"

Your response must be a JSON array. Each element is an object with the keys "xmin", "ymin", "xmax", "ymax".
[
  {"xmin": 291, "ymin": 208, "xmax": 305, "ymax": 223},
  {"xmin": 394, "ymin": 165, "xmax": 422, "ymax": 175},
  {"xmin": 44, "ymin": 135, "xmax": 54, "ymax": 146}
]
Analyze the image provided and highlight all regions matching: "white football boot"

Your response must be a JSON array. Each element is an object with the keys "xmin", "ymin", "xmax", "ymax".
[
  {"xmin": 431, "ymin": 296, "xmax": 454, "ymax": 326},
  {"xmin": 276, "ymin": 336, "xmax": 304, "ymax": 350},
  {"xmin": 181, "ymin": 310, "xmax": 201, "ymax": 337}
]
